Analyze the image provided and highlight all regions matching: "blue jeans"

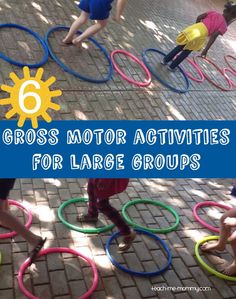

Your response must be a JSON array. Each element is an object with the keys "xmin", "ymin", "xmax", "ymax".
[{"xmin": 164, "ymin": 45, "xmax": 192, "ymax": 69}]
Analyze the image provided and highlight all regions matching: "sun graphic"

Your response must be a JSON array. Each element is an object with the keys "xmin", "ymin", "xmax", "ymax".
[{"xmin": 0, "ymin": 66, "xmax": 62, "ymax": 129}]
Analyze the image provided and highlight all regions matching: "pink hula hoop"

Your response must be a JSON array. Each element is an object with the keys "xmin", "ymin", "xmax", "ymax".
[
  {"xmin": 17, "ymin": 247, "xmax": 99, "ymax": 299},
  {"xmin": 111, "ymin": 49, "xmax": 152, "ymax": 87},
  {"xmin": 223, "ymin": 68, "xmax": 236, "ymax": 88},
  {"xmin": 181, "ymin": 57, "xmax": 204, "ymax": 83},
  {"xmin": 193, "ymin": 201, "xmax": 231, "ymax": 232},
  {"xmin": 224, "ymin": 55, "xmax": 236, "ymax": 73},
  {"xmin": 0, "ymin": 200, "xmax": 32, "ymax": 239},
  {"xmin": 194, "ymin": 56, "xmax": 232, "ymax": 91},
  {"xmin": 173, "ymin": 54, "xmax": 204, "ymax": 83}
]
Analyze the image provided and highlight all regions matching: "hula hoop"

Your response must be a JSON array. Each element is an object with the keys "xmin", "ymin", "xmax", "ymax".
[
  {"xmin": 0, "ymin": 200, "xmax": 33, "ymax": 239},
  {"xmin": 193, "ymin": 201, "xmax": 231, "ymax": 233},
  {"xmin": 224, "ymin": 55, "xmax": 236, "ymax": 73},
  {"xmin": 18, "ymin": 247, "xmax": 99, "ymax": 299},
  {"xmin": 181, "ymin": 57, "xmax": 204, "ymax": 83},
  {"xmin": 195, "ymin": 235, "xmax": 236, "ymax": 281},
  {"xmin": 122, "ymin": 199, "xmax": 179, "ymax": 233},
  {"xmin": 142, "ymin": 48, "xmax": 190, "ymax": 93},
  {"xmin": 0, "ymin": 23, "xmax": 48, "ymax": 68},
  {"xmin": 106, "ymin": 228, "xmax": 172, "ymax": 276},
  {"xmin": 45, "ymin": 26, "xmax": 113, "ymax": 83},
  {"xmin": 0, "ymin": 251, "xmax": 2, "ymax": 265},
  {"xmin": 58, "ymin": 197, "xmax": 115, "ymax": 234},
  {"xmin": 223, "ymin": 68, "xmax": 236, "ymax": 88},
  {"xmin": 111, "ymin": 50, "xmax": 151, "ymax": 87},
  {"xmin": 194, "ymin": 56, "xmax": 232, "ymax": 91}
]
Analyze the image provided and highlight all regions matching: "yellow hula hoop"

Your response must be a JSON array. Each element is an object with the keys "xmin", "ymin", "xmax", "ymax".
[{"xmin": 195, "ymin": 236, "xmax": 236, "ymax": 281}]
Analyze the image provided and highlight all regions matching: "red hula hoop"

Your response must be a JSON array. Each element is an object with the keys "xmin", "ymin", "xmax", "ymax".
[
  {"xmin": 193, "ymin": 201, "xmax": 231, "ymax": 233},
  {"xmin": 17, "ymin": 247, "xmax": 99, "ymax": 299},
  {"xmin": 223, "ymin": 68, "xmax": 236, "ymax": 88},
  {"xmin": 111, "ymin": 49, "xmax": 152, "ymax": 87},
  {"xmin": 0, "ymin": 200, "xmax": 32, "ymax": 239},
  {"xmin": 181, "ymin": 57, "xmax": 204, "ymax": 83},
  {"xmin": 224, "ymin": 55, "xmax": 236, "ymax": 73},
  {"xmin": 194, "ymin": 56, "xmax": 232, "ymax": 91}
]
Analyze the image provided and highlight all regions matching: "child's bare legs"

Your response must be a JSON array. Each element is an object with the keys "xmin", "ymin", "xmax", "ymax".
[
  {"xmin": 0, "ymin": 200, "xmax": 9, "ymax": 227},
  {"xmin": 201, "ymin": 207, "xmax": 236, "ymax": 252},
  {"xmin": 72, "ymin": 19, "xmax": 108, "ymax": 48},
  {"xmin": 63, "ymin": 11, "xmax": 89, "ymax": 44},
  {"xmin": 0, "ymin": 199, "xmax": 42, "ymax": 247},
  {"xmin": 200, "ymin": 207, "xmax": 236, "ymax": 275},
  {"xmin": 222, "ymin": 231, "xmax": 236, "ymax": 275}
]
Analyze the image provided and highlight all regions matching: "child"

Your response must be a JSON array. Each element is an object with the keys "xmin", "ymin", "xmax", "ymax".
[
  {"xmin": 0, "ymin": 179, "xmax": 46, "ymax": 264},
  {"xmin": 63, "ymin": 0, "xmax": 127, "ymax": 48},
  {"xmin": 201, "ymin": 207, "xmax": 236, "ymax": 276},
  {"xmin": 162, "ymin": 2, "xmax": 236, "ymax": 70},
  {"xmin": 77, "ymin": 178, "xmax": 136, "ymax": 251}
]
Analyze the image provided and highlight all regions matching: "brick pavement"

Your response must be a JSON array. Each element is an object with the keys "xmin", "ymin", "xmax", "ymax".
[{"xmin": 0, "ymin": 0, "xmax": 236, "ymax": 298}]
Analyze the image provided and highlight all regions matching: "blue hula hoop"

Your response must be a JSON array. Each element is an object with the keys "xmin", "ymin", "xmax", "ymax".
[
  {"xmin": 0, "ymin": 23, "xmax": 48, "ymax": 68},
  {"xmin": 142, "ymin": 48, "xmax": 190, "ymax": 93},
  {"xmin": 105, "ymin": 228, "xmax": 172, "ymax": 277},
  {"xmin": 45, "ymin": 26, "xmax": 113, "ymax": 83}
]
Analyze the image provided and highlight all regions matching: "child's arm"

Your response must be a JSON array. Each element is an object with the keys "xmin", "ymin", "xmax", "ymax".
[
  {"xmin": 114, "ymin": 0, "xmax": 127, "ymax": 22},
  {"xmin": 201, "ymin": 31, "xmax": 221, "ymax": 57},
  {"xmin": 196, "ymin": 13, "xmax": 208, "ymax": 23}
]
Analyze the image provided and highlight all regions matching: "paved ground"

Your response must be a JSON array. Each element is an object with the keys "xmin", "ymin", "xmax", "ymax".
[{"xmin": 0, "ymin": 0, "xmax": 236, "ymax": 298}]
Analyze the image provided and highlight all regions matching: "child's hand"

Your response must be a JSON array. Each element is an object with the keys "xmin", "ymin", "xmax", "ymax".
[
  {"xmin": 200, "ymin": 50, "xmax": 207, "ymax": 58},
  {"xmin": 224, "ymin": 217, "xmax": 236, "ymax": 227}
]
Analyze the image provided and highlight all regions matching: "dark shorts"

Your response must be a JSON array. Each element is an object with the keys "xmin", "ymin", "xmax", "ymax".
[
  {"xmin": 0, "ymin": 179, "xmax": 16, "ymax": 199},
  {"xmin": 79, "ymin": 0, "xmax": 113, "ymax": 20}
]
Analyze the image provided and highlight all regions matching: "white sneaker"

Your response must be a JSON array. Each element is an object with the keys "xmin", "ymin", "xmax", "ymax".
[{"xmin": 160, "ymin": 59, "xmax": 168, "ymax": 65}]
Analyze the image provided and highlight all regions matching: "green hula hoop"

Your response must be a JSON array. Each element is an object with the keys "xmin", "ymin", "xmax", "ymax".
[
  {"xmin": 58, "ymin": 197, "xmax": 115, "ymax": 234},
  {"xmin": 122, "ymin": 199, "xmax": 179, "ymax": 233},
  {"xmin": 195, "ymin": 235, "xmax": 236, "ymax": 281}
]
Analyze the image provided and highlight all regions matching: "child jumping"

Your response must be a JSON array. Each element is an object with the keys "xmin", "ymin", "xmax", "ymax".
[
  {"xmin": 201, "ymin": 206, "xmax": 236, "ymax": 276},
  {"xmin": 63, "ymin": 0, "xmax": 127, "ymax": 47},
  {"xmin": 162, "ymin": 2, "xmax": 236, "ymax": 70},
  {"xmin": 0, "ymin": 179, "xmax": 46, "ymax": 264},
  {"xmin": 77, "ymin": 178, "xmax": 136, "ymax": 251}
]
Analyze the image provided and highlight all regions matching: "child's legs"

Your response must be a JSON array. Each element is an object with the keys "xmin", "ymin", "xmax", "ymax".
[
  {"xmin": 0, "ymin": 179, "xmax": 15, "ymax": 215},
  {"xmin": 217, "ymin": 208, "xmax": 236, "ymax": 248},
  {"xmin": 0, "ymin": 179, "xmax": 41, "ymax": 245},
  {"xmin": 1, "ymin": 199, "xmax": 9, "ymax": 212},
  {"xmin": 0, "ymin": 199, "xmax": 41, "ymax": 245},
  {"xmin": 221, "ymin": 237, "xmax": 236, "ymax": 275},
  {"xmin": 229, "ymin": 233, "xmax": 236, "ymax": 258},
  {"xmin": 96, "ymin": 198, "xmax": 131, "ymax": 235},
  {"xmin": 87, "ymin": 179, "xmax": 99, "ymax": 217},
  {"xmin": 63, "ymin": 11, "xmax": 89, "ymax": 43},
  {"xmin": 72, "ymin": 19, "xmax": 108, "ymax": 45},
  {"xmin": 164, "ymin": 45, "xmax": 185, "ymax": 63},
  {"xmin": 169, "ymin": 49, "xmax": 192, "ymax": 69},
  {"xmin": 72, "ymin": 0, "xmax": 110, "ymax": 45},
  {"xmin": 201, "ymin": 208, "xmax": 236, "ymax": 252}
]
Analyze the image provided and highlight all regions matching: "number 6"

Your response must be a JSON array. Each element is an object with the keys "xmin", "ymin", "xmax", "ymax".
[{"xmin": 19, "ymin": 80, "xmax": 41, "ymax": 114}]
